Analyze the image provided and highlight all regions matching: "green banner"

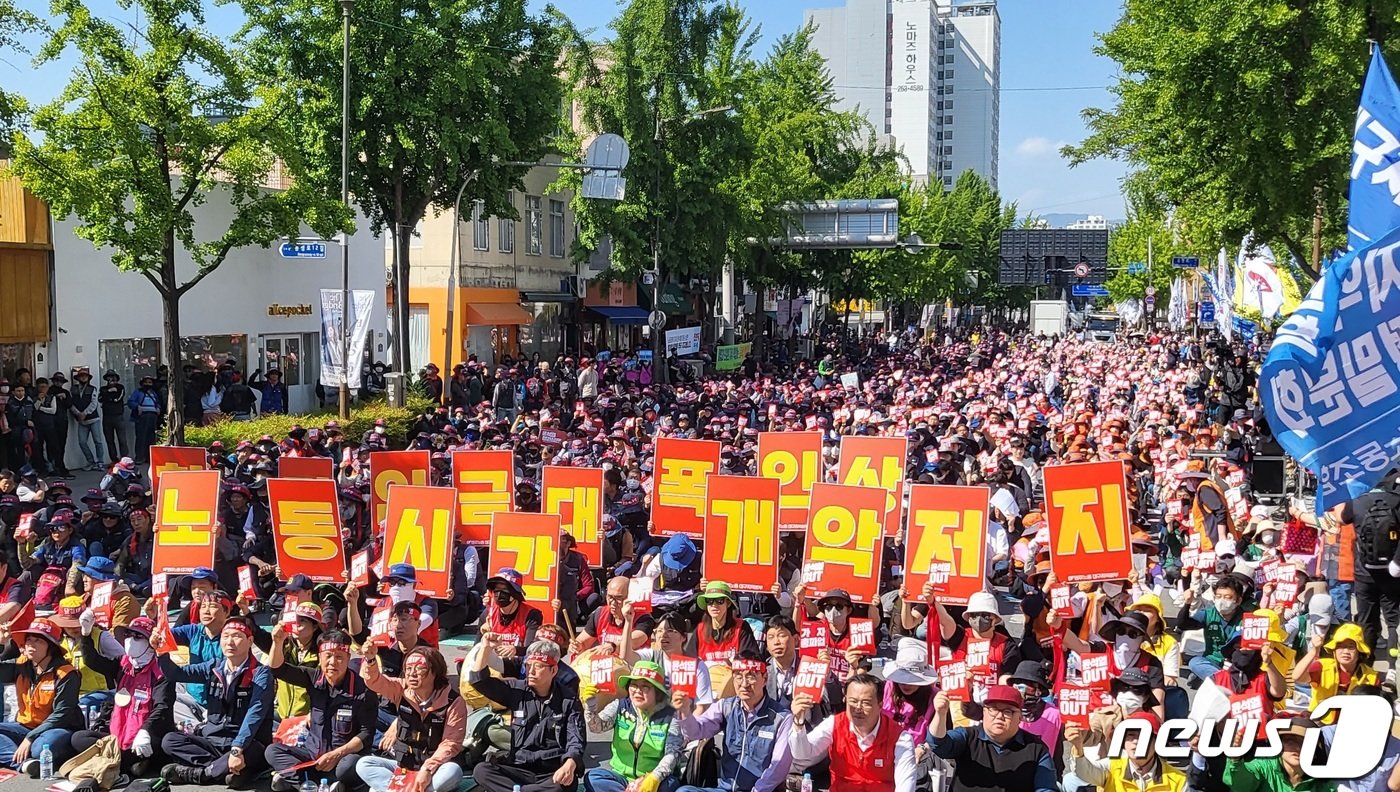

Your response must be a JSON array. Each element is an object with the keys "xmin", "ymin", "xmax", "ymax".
[{"xmin": 715, "ymin": 342, "xmax": 751, "ymax": 371}]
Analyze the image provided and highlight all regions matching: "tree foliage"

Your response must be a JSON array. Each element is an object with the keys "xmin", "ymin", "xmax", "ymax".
[
  {"xmin": 9, "ymin": 0, "xmax": 345, "ymax": 442},
  {"xmin": 240, "ymin": 0, "xmax": 567, "ymax": 369},
  {"xmin": 1062, "ymin": 0, "xmax": 1389, "ymax": 275},
  {"xmin": 0, "ymin": 0, "xmax": 37, "ymax": 142}
]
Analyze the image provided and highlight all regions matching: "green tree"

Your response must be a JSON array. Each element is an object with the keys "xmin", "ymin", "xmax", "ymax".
[
  {"xmin": 241, "ymin": 0, "xmax": 566, "ymax": 370},
  {"xmin": 0, "ymin": 0, "xmax": 37, "ymax": 141},
  {"xmin": 1062, "ymin": 0, "xmax": 1389, "ymax": 276},
  {"xmin": 9, "ymin": 0, "xmax": 346, "ymax": 443}
]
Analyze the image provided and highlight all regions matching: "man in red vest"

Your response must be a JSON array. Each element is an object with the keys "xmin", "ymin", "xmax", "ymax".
[{"xmin": 790, "ymin": 673, "xmax": 915, "ymax": 792}]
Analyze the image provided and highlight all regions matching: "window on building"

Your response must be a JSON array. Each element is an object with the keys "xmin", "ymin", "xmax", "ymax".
[
  {"xmin": 472, "ymin": 199, "xmax": 489, "ymax": 251},
  {"xmin": 944, "ymin": 176, "xmax": 953, "ymax": 187},
  {"xmin": 945, "ymin": 116, "xmax": 953, "ymax": 125},
  {"xmin": 181, "ymin": 334, "xmax": 250, "ymax": 373},
  {"xmin": 945, "ymin": 70, "xmax": 954, "ymax": 78},
  {"xmin": 500, "ymin": 191, "xmax": 515, "ymax": 253},
  {"xmin": 944, "ymin": 100, "xmax": 953, "ymax": 110},
  {"xmin": 945, "ymin": 146, "xmax": 953, "ymax": 155},
  {"xmin": 98, "ymin": 338, "xmax": 162, "ymax": 392},
  {"xmin": 526, "ymin": 195, "xmax": 543, "ymax": 256},
  {"xmin": 549, "ymin": 199, "xmax": 566, "ymax": 258},
  {"xmin": 259, "ymin": 332, "xmax": 320, "ymax": 387}
]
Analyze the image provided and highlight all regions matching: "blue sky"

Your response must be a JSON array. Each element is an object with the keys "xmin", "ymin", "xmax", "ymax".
[{"xmin": 8, "ymin": 0, "xmax": 1130, "ymax": 219}]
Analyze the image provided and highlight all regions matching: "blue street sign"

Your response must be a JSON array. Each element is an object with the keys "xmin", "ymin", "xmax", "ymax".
[
  {"xmin": 1127, "ymin": 262, "xmax": 1146, "ymax": 275},
  {"xmin": 1071, "ymin": 284, "xmax": 1109, "ymax": 297},
  {"xmin": 1199, "ymin": 301, "xmax": 1215, "ymax": 323},
  {"xmin": 1171, "ymin": 256, "xmax": 1199, "ymax": 269},
  {"xmin": 1043, "ymin": 271, "xmax": 1053, "ymax": 285},
  {"xmin": 279, "ymin": 241, "xmax": 327, "ymax": 259}
]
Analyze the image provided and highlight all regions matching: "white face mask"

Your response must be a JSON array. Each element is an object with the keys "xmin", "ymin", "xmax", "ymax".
[
  {"xmin": 125, "ymin": 637, "xmax": 154, "ymax": 668},
  {"xmin": 1216, "ymin": 598, "xmax": 1239, "ymax": 617},
  {"xmin": 374, "ymin": 426, "xmax": 385, "ymax": 435},
  {"xmin": 1115, "ymin": 691, "xmax": 1145, "ymax": 713},
  {"xmin": 388, "ymin": 583, "xmax": 415, "ymax": 604},
  {"xmin": 1113, "ymin": 635, "xmax": 1140, "ymax": 666},
  {"xmin": 1102, "ymin": 582, "xmax": 1124, "ymax": 597}
]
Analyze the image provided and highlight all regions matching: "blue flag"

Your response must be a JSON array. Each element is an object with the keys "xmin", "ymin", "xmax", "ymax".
[
  {"xmin": 1350, "ymin": 48, "xmax": 1400, "ymax": 250},
  {"xmin": 1261, "ymin": 223, "xmax": 1400, "ymax": 513}
]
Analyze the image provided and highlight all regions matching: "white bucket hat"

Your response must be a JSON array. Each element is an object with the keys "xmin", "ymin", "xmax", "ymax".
[
  {"xmin": 882, "ymin": 637, "xmax": 939, "ymax": 686},
  {"xmin": 964, "ymin": 591, "xmax": 1001, "ymax": 621}
]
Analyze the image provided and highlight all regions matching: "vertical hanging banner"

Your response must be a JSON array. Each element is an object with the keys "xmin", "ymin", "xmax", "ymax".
[
  {"xmin": 653, "ymin": 438, "xmax": 720, "ymax": 538},
  {"xmin": 152, "ymin": 470, "xmax": 220, "ymax": 574},
  {"xmin": 278, "ymin": 456, "xmax": 334, "ymax": 480},
  {"xmin": 838, "ymin": 436, "xmax": 908, "ymax": 537},
  {"xmin": 542, "ymin": 465, "xmax": 604, "ymax": 566},
  {"xmin": 803, "ymin": 482, "xmax": 886, "ymax": 603},
  {"xmin": 318, "ymin": 288, "xmax": 376, "ymax": 390},
  {"xmin": 757, "ymin": 432, "xmax": 822, "ymax": 532},
  {"xmin": 453, "ymin": 450, "xmax": 514, "ymax": 546},
  {"xmin": 382, "ymin": 485, "xmax": 454, "ymax": 597},
  {"xmin": 370, "ymin": 451, "xmax": 431, "ymax": 527},
  {"xmin": 267, "ymin": 478, "xmax": 348, "ymax": 583},
  {"xmin": 703, "ymin": 475, "xmax": 779, "ymax": 592},
  {"xmin": 1043, "ymin": 461, "xmax": 1133, "ymax": 583},
  {"xmin": 489, "ymin": 512, "xmax": 562, "ymax": 612},
  {"xmin": 904, "ymin": 484, "xmax": 989, "ymax": 605},
  {"xmin": 148, "ymin": 446, "xmax": 206, "ymax": 493}
]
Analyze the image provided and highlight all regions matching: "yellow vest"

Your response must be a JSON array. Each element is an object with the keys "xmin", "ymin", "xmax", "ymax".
[
  {"xmin": 1309, "ymin": 658, "xmax": 1378, "ymax": 719},
  {"xmin": 62, "ymin": 633, "xmax": 111, "ymax": 697},
  {"xmin": 1104, "ymin": 757, "xmax": 1187, "ymax": 792},
  {"xmin": 277, "ymin": 641, "xmax": 318, "ymax": 718}
]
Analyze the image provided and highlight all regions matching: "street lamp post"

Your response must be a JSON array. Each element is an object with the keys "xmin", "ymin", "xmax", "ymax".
[{"xmin": 337, "ymin": 0, "xmax": 354, "ymax": 419}]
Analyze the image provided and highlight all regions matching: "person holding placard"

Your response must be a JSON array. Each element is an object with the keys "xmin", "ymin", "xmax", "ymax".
[
  {"xmin": 1049, "ymin": 610, "xmax": 1167, "ymax": 721},
  {"xmin": 928, "ymin": 684, "xmax": 1057, "ymax": 792},
  {"xmin": 1291, "ymin": 623, "xmax": 1379, "ymax": 719},
  {"xmin": 621, "ymin": 610, "xmax": 715, "ymax": 714},
  {"xmin": 249, "ymin": 601, "xmax": 323, "ymax": 720},
  {"xmin": 674, "ymin": 651, "xmax": 793, "ymax": 792},
  {"xmin": 50, "ymin": 596, "xmax": 120, "ymax": 713},
  {"xmin": 1065, "ymin": 710, "xmax": 1186, "ymax": 792},
  {"xmin": 356, "ymin": 644, "xmax": 467, "ymax": 792},
  {"xmin": 695, "ymin": 581, "xmax": 760, "ymax": 666},
  {"xmin": 1182, "ymin": 576, "xmax": 1250, "ymax": 684},
  {"xmin": 572, "ymin": 577, "xmax": 653, "ymax": 656},
  {"xmin": 160, "ymin": 588, "xmax": 234, "ymax": 712},
  {"xmin": 480, "ymin": 568, "xmax": 544, "ymax": 674},
  {"xmin": 926, "ymin": 589, "xmax": 1022, "ymax": 723},
  {"xmin": 582, "ymin": 660, "xmax": 684, "ymax": 792},
  {"xmin": 791, "ymin": 672, "xmax": 917, "ymax": 792}
]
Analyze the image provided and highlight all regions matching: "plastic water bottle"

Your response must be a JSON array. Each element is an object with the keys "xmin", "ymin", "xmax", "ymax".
[
  {"xmin": 512, "ymin": 786, "xmax": 522, "ymax": 792},
  {"xmin": 299, "ymin": 779, "xmax": 316, "ymax": 792},
  {"xmin": 39, "ymin": 745, "xmax": 53, "ymax": 780},
  {"xmin": 800, "ymin": 773, "xmax": 813, "ymax": 792},
  {"xmin": 86, "ymin": 705, "xmax": 98, "ymax": 728},
  {"xmin": 318, "ymin": 779, "xmax": 330, "ymax": 792}
]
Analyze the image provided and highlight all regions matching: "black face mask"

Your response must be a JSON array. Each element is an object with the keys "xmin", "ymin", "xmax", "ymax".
[
  {"xmin": 493, "ymin": 591, "xmax": 515, "ymax": 607},
  {"xmin": 969, "ymin": 615, "xmax": 995, "ymax": 632}
]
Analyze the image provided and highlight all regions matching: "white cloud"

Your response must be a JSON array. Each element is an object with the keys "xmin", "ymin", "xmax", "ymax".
[{"xmin": 1015, "ymin": 136, "xmax": 1067, "ymax": 159}]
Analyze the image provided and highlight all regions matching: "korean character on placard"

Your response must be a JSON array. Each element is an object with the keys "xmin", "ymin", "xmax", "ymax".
[
  {"xmin": 939, "ymin": 659, "xmax": 969, "ymax": 702},
  {"xmin": 1050, "ymin": 585, "xmax": 1073, "ymax": 617},
  {"xmin": 1309, "ymin": 349, "xmax": 1355, "ymax": 427},
  {"xmin": 848, "ymin": 618, "xmax": 876, "ymax": 651},
  {"xmin": 965, "ymin": 639, "xmax": 991, "ymax": 671},
  {"xmin": 1340, "ymin": 330, "xmax": 1399, "ymax": 407},
  {"xmin": 800, "ymin": 622, "xmax": 827, "ymax": 655},
  {"xmin": 590, "ymin": 658, "xmax": 617, "ymax": 694},
  {"xmin": 1079, "ymin": 653, "xmax": 1110, "ymax": 690},
  {"xmin": 669, "ymin": 658, "xmax": 698, "ymax": 697},
  {"xmin": 1058, "ymin": 685, "xmax": 1092, "ymax": 728},
  {"xmin": 794, "ymin": 657, "xmax": 828, "ymax": 701},
  {"xmin": 151, "ymin": 573, "xmax": 168, "ymax": 600},
  {"xmin": 1240, "ymin": 615, "xmax": 1271, "ymax": 650},
  {"xmin": 928, "ymin": 562, "xmax": 952, "ymax": 591}
]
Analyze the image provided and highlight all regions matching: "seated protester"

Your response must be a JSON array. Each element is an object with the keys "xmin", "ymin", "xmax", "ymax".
[
  {"xmin": 1065, "ymin": 710, "xmax": 1186, "ymax": 792},
  {"xmin": 925, "ymin": 589, "xmax": 1022, "ymax": 723},
  {"xmin": 71, "ymin": 616, "xmax": 172, "ymax": 778},
  {"xmin": 695, "ymin": 581, "xmax": 760, "ymax": 665},
  {"xmin": 620, "ymin": 609, "xmax": 715, "ymax": 714},
  {"xmin": 172, "ymin": 566, "xmax": 220, "ymax": 627},
  {"xmin": 32, "ymin": 513, "xmax": 86, "ymax": 608},
  {"xmin": 792, "ymin": 672, "xmax": 918, "ymax": 792},
  {"xmin": 378, "ymin": 564, "xmax": 442, "ymax": 646},
  {"xmin": 75, "ymin": 556, "xmax": 138, "ymax": 640},
  {"xmin": 0, "ymin": 618, "xmax": 84, "ymax": 775},
  {"xmin": 221, "ymin": 484, "xmax": 268, "ymax": 552},
  {"xmin": 534, "ymin": 624, "xmax": 581, "ymax": 695},
  {"xmin": 1050, "ymin": 609, "xmax": 1167, "ymax": 720},
  {"xmin": 1127, "ymin": 592, "xmax": 1186, "ymax": 718},
  {"xmin": 763, "ymin": 616, "xmax": 800, "ymax": 708},
  {"xmin": 356, "ymin": 644, "xmax": 466, "ymax": 792},
  {"xmin": 570, "ymin": 576, "xmax": 653, "ymax": 656},
  {"xmin": 161, "ymin": 587, "xmax": 233, "ymax": 712},
  {"xmin": 882, "ymin": 638, "xmax": 941, "ymax": 747},
  {"xmin": 266, "ymin": 628, "xmax": 377, "ymax": 792},
  {"xmin": 100, "ymin": 458, "xmax": 144, "ymax": 501},
  {"xmin": 481, "ymin": 568, "xmax": 543, "ymax": 672},
  {"xmin": 556, "ymin": 532, "xmax": 598, "ymax": 629},
  {"xmin": 1004, "ymin": 661, "xmax": 1063, "ymax": 760},
  {"xmin": 1221, "ymin": 716, "xmax": 1329, "ymax": 792},
  {"xmin": 794, "ymin": 586, "xmax": 874, "ymax": 705},
  {"xmin": 347, "ymin": 591, "xmax": 424, "ymax": 678},
  {"xmin": 81, "ymin": 502, "xmax": 128, "ymax": 561},
  {"xmin": 583, "ymin": 661, "xmax": 684, "ymax": 792},
  {"xmin": 468, "ymin": 637, "xmax": 586, "ymax": 792},
  {"xmin": 1291, "ymin": 622, "xmax": 1378, "ymax": 718},
  {"xmin": 0, "ymin": 552, "xmax": 32, "ymax": 624},
  {"xmin": 674, "ymin": 652, "xmax": 794, "ymax": 792},
  {"xmin": 927, "ymin": 684, "xmax": 1058, "ymax": 792},
  {"xmin": 257, "ymin": 599, "xmax": 324, "ymax": 719},
  {"xmin": 1182, "ymin": 575, "xmax": 1248, "ymax": 683},
  {"xmin": 159, "ymin": 615, "xmax": 275, "ymax": 787},
  {"xmin": 1210, "ymin": 632, "xmax": 1287, "ymax": 714},
  {"xmin": 50, "ymin": 596, "xmax": 123, "ymax": 712}
]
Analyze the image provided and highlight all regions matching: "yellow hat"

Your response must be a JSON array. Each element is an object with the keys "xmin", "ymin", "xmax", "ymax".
[
  {"xmin": 1128, "ymin": 593, "xmax": 1164, "ymax": 617},
  {"xmin": 1250, "ymin": 608, "xmax": 1289, "ymax": 646},
  {"xmin": 1325, "ymin": 623, "xmax": 1372, "ymax": 656}
]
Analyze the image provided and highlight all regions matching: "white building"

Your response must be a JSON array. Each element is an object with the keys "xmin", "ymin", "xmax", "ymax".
[
  {"xmin": 1066, "ymin": 215, "xmax": 1109, "ymax": 230},
  {"xmin": 49, "ymin": 187, "xmax": 386, "ymax": 416},
  {"xmin": 806, "ymin": 0, "xmax": 1000, "ymax": 189}
]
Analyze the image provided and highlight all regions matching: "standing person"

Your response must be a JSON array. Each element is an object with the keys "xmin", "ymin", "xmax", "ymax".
[
  {"xmin": 67, "ymin": 368, "xmax": 105, "ymax": 472},
  {"xmin": 250, "ymin": 369, "xmax": 289, "ymax": 415},
  {"xmin": 577, "ymin": 359, "xmax": 598, "ymax": 402},
  {"xmin": 791, "ymin": 673, "xmax": 918, "ymax": 792},
  {"xmin": 4, "ymin": 383, "xmax": 34, "ymax": 471},
  {"xmin": 1341, "ymin": 483, "xmax": 1400, "ymax": 656},
  {"xmin": 32, "ymin": 378, "xmax": 68, "ymax": 478},
  {"xmin": 0, "ymin": 618, "xmax": 83, "ymax": 775},
  {"xmin": 467, "ymin": 638, "xmax": 586, "ymax": 792},
  {"xmin": 127, "ymin": 376, "xmax": 161, "ymax": 463},
  {"xmin": 98, "ymin": 371, "xmax": 128, "ymax": 464},
  {"xmin": 927, "ymin": 685, "xmax": 1058, "ymax": 792}
]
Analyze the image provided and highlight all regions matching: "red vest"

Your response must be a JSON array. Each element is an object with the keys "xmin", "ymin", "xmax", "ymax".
[
  {"xmin": 595, "ymin": 612, "xmax": 627, "ymax": 649},
  {"xmin": 951, "ymin": 630, "xmax": 1008, "ymax": 700},
  {"xmin": 485, "ymin": 603, "xmax": 538, "ymax": 649},
  {"xmin": 417, "ymin": 596, "xmax": 440, "ymax": 647},
  {"xmin": 827, "ymin": 625, "xmax": 855, "ymax": 679},
  {"xmin": 830, "ymin": 712, "xmax": 899, "ymax": 792},
  {"xmin": 697, "ymin": 622, "xmax": 743, "ymax": 664}
]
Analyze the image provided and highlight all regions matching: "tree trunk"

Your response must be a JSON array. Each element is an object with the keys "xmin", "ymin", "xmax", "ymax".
[
  {"xmin": 160, "ymin": 244, "xmax": 185, "ymax": 447},
  {"xmin": 395, "ymin": 226, "xmax": 413, "ymax": 373}
]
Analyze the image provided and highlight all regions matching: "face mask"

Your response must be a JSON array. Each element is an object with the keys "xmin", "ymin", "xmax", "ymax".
[
  {"xmin": 1113, "ymin": 635, "xmax": 1140, "ymax": 666},
  {"xmin": 374, "ymin": 426, "xmax": 385, "ymax": 435},
  {"xmin": 823, "ymin": 606, "xmax": 845, "ymax": 621},
  {"xmin": 1260, "ymin": 533, "xmax": 1277, "ymax": 547},
  {"xmin": 1216, "ymin": 598, "xmax": 1238, "ymax": 617},
  {"xmin": 1115, "ymin": 691, "xmax": 1145, "ymax": 713},
  {"xmin": 493, "ymin": 591, "xmax": 515, "ymax": 607},
  {"xmin": 125, "ymin": 637, "xmax": 154, "ymax": 668},
  {"xmin": 969, "ymin": 615, "xmax": 995, "ymax": 633},
  {"xmin": 1102, "ymin": 582, "xmax": 1124, "ymax": 597},
  {"xmin": 388, "ymin": 583, "xmax": 415, "ymax": 604}
]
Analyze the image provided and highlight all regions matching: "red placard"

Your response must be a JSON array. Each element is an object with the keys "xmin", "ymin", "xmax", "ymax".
[
  {"xmin": 794, "ymin": 657, "xmax": 828, "ymax": 701},
  {"xmin": 1229, "ymin": 691, "xmax": 1267, "ymax": 723},
  {"xmin": 489, "ymin": 512, "xmax": 561, "ymax": 612},
  {"xmin": 757, "ymin": 432, "xmax": 822, "ymax": 532},
  {"xmin": 349, "ymin": 549, "xmax": 370, "ymax": 588},
  {"xmin": 1058, "ymin": 684, "xmax": 1093, "ymax": 728},
  {"xmin": 90, "ymin": 581, "xmax": 113, "ymax": 629},
  {"xmin": 382, "ymin": 485, "xmax": 454, "ymax": 597},
  {"xmin": 1050, "ymin": 585, "xmax": 1073, "ymax": 617},
  {"xmin": 703, "ymin": 475, "xmax": 779, "ymax": 592},
  {"xmin": 904, "ymin": 484, "xmax": 989, "ymax": 605},
  {"xmin": 542, "ymin": 466, "xmax": 604, "ymax": 566},
  {"xmin": 368, "ymin": 603, "xmax": 392, "ymax": 643},
  {"xmin": 626, "ymin": 576, "xmax": 653, "ymax": 616},
  {"xmin": 279, "ymin": 456, "xmax": 333, "ymax": 480},
  {"xmin": 150, "ymin": 573, "xmax": 168, "ymax": 600},
  {"xmin": 802, "ymin": 483, "xmax": 886, "ymax": 603},
  {"xmin": 453, "ymin": 450, "xmax": 514, "ymax": 546},
  {"xmin": 939, "ymin": 659, "xmax": 970, "ymax": 702},
  {"xmin": 540, "ymin": 428, "xmax": 568, "ymax": 448},
  {"xmin": 268, "ymin": 478, "xmax": 347, "ymax": 583},
  {"xmin": 799, "ymin": 622, "xmax": 827, "ymax": 656},
  {"xmin": 148, "ymin": 445, "xmax": 206, "ymax": 493},
  {"xmin": 1241, "ymin": 615, "xmax": 1271, "ymax": 650},
  {"xmin": 237, "ymin": 566, "xmax": 256, "ymax": 600},
  {"xmin": 966, "ymin": 638, "xmax": 993, "ymax": 671},
  {"xmin": 370, "ymin": 451, "xmax": 430, "ymax": 527},
  {"xmin": 669, "ymin": 658, "xmax": 698, "ymax": 697},
  {"xmin": 1273, "ymin": 578, "xmax": 1300, "ymax": 607},
  {"xmin": 653, "ymin": 438, "xmax": 720, "ymax": 538},
  {"xmin": 848, "ymin": 618, "xmax": 875, "ymax": 651},
  {"xmin": 152, "ymin": 470, "xmax": 220, "ymax": 574},
  {"xmin": 837, "ymin": 436, "xmax": 908, "ymax": 537},
  {"xmin": 590, "ymin": 657, "xmax": 618, "ymax": 694},
  {"xmin": 1043, "ymin": 461, "xmax": 1133, "ymax": 584},
  {"xmin": 1079, "ymin": 653, "xmax": 1110, "ymax": 690}
]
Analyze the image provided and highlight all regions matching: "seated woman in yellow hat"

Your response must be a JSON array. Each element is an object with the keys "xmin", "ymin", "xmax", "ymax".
[{"xmin": 1291, "ymin": 622, "xmax": 1378, "ymax": 719}]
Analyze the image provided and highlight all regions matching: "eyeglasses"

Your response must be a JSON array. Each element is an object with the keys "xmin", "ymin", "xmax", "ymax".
[
  {"xmin": 606, "ymin": 595, "xmax": 627, "ymax": 603},
  {"xmin": 985, "ymin": 706, "xmax": 1020, "ymax": 720}
]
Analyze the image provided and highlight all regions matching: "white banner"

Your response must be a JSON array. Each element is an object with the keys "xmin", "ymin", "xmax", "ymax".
[
  {"xmin": 664, "ymin": 326, "xmax": 701, "ymax": 356},
  {"xmin": 319, "ymin": 289, "xmax": 375, "ymax": 389}
]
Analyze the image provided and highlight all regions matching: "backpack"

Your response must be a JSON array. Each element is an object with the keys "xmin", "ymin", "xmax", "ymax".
[{"xmin": 1357, "ymin": 491, "xmax": 1400, "ymax": 569}]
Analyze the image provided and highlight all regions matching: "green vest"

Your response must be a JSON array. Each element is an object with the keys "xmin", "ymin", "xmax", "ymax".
[{"xmin": 609, "ymin": 702, "xmax": 674, "ymax": 780}]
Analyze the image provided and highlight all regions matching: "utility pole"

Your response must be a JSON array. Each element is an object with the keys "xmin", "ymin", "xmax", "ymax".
[{"xmin": 337, "ymin": 0, "xmax": 354, "ymax": 419}]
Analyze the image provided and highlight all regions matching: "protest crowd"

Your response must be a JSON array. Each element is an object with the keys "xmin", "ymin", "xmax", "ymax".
[{"xmin": 0, "ymin": 325, "xmax": 1394, "ymax": 792}]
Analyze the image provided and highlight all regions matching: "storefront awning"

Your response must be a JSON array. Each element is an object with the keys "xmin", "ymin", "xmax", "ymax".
[
  {"xmin": 465, "ymin": 303, "xmax": 533, "ymax": 326},
  {"xmin": 520, "ymin": 291, "xmax": 575, "ymax": 303},
  {"xmin": 589, "ymin": 305, "xmax": 650, "ymax": 325}
]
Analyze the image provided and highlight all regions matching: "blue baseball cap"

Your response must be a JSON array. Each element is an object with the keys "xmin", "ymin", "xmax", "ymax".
[
  {"xmin": 190, "ymin": 567, "xmax": 218, "ymax": 582},
  {"xmin": 385, "ymin": 563, "xmax": 416, "ymax": 584}
]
